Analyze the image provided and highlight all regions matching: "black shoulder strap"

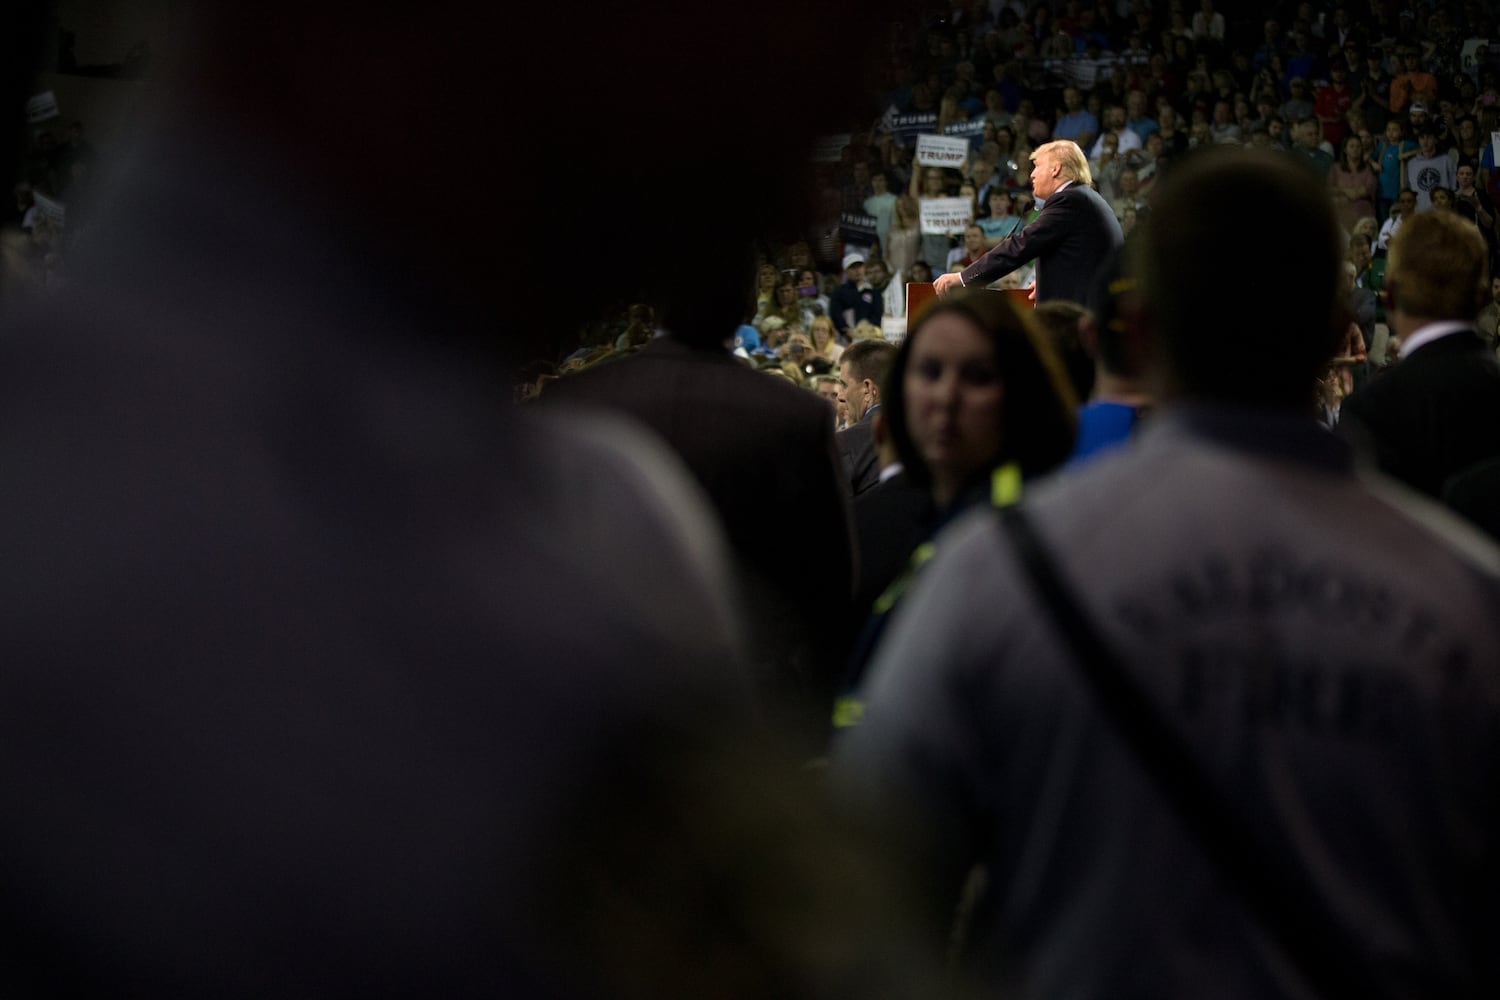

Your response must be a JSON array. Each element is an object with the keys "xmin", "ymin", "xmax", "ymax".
[{"xmin": 997, "ymin": 503, "xmax": 1387, "ymax": 1000}]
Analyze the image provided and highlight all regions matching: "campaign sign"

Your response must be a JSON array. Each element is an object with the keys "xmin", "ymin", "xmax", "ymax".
[
  {"xmin": 944, "ymin": 118, "xmax": 988, "ymax": 140},
  {"xmin": 886, "ymin": 110, "xmax": 939, "ymax": 143},
  {"xmin": 920, "ymin": 196, "xmax": 972, "ymax": 236},
  {"xmin": 26, "ymin": 91, "xmax": 59, "ymax": 124},
  {"xmin": 916, "ymin": 133, "xmax": 971, "ymax": 168},
  {"xmin": 32, "ymin": 191, "xmax": 65, "ymax": 228},
  {"xmin": 839, "ymin": 211, "xmax": 877, "ymax": 244},
  {"xmin": 1461, "ymin": 39, "xmax": 1488, "ymax": 75},
  {"xmin": 811, "ymin": 134, "xmax": 852, "ymax": 163}
]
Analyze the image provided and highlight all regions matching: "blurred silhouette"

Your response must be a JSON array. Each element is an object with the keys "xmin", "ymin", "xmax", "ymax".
[{"xmin": 0, "ymin": 2, "xmax": 913, "ymax": 996}]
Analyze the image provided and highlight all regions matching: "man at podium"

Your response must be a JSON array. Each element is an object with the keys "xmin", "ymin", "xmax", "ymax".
[{"xmin": 932, "ymin": 140, "xmax": 1122, "ymax": 306}]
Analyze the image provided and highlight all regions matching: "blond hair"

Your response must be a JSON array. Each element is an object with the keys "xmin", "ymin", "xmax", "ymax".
[
  {"xmin": 1031, "ymin": 139, "xmax": 1092, "ymax": 187},
  {"xmin": 1388, "ymin": 211, "xmax": 1489, "ymax": 320}
]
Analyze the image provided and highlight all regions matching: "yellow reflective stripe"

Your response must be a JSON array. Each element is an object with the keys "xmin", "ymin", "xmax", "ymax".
[
  {"xmin": 831, "ymin": 696, "xmax": 865, "ymax": 729},
  {"xmin": 872, "ymin": 541, "xmax": 937, "ymax": 613},
  {"xmin": 991, "ymin": 462, "xmax": 1022, "ymax": 507}
]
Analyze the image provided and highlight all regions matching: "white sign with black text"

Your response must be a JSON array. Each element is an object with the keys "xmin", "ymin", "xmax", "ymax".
[
  {"xmin": 915, "ymin": 134, "xmax": 971, "ymax": 168},
  {"xmin": 920, "ymin": 196, "xmax": 972, "ymax": 236}
]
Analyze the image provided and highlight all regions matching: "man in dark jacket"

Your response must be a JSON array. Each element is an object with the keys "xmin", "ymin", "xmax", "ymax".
[
  {"xmin": 933, "ymin": 139, "xmax": 1122, "ymax": 306},
  {"xmin": 829, "ymin": 252, "xmax": 884, "ymax": 336}
]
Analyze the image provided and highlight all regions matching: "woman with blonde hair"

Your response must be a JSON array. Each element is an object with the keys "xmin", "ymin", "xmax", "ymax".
[
  {"xmin": 753, "ymin": 262, "xmax": 779, "ymax": 313},
  {"xmin": 882, "ymin": 195, "xmax": 923, "ymax": 277},
  {"xmin": 808, "ymin": 314, "xmax": 845, "ymax": 363}
]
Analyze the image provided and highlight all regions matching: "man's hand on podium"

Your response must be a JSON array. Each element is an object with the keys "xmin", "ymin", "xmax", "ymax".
[{"xmin": 933, "ymin": 272, "xmax": 964, "ymax": 297}]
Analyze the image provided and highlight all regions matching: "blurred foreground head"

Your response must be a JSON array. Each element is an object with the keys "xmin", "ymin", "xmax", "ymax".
[
  {"xmin": 1133, "ymin": 148, "xmax": 1345, "ymax": 410},
  {"xmin": 169, "ymin": 3, "xmax": 895, "ymax": 358}
]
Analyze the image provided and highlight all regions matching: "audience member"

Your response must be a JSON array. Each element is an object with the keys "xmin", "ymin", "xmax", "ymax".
[
  {"xmin": 1476, "ymin": 274, "xmax": 1500, "ymax": 352},
  {"xmin": 836, "ymin": 289, "xmax": 1076, "ymax": 725},
  {"xmin": 1053, "ymin": 86, "xmax": 1099, "ymax": 151},
  {"xmin": 1068, "ymin": 247, "xmax": 1152, "ymax": 464},
  {"xmin": 1407, "ymin": 128, "xmax": 1456, "ymax": 211},
  {"xmin": 1340, "ymin": 209, "xmax": 1500, "ymax": 505},
  {"xmin": 829, "ymin": 252, "xmax": 882, "ymax": 338},
  {"xmin": 1328, "ymin": 134, "xmax": 1377, "ymax": 230},
  {"xmin": 835, "ymin": 338, "xmax": 898, "ymax": 498},
  {"xmin": 1377, "ymin": 188, "xmax": 1416, "ymax": 251},
  {"xmin": 1032, "ymin": 298, "xmax": 1093, "ymax": 403},
  {"xmin": 1368, "ymin": 117, "xmax": 1416, "ymax": 223},
  {"xmin": 1289, "ymin": 116, "xmax": 1334, "ymax": 175},
  {"xmin": 946, "ymin": 224, "xmax": 988, "ymax": 273}
]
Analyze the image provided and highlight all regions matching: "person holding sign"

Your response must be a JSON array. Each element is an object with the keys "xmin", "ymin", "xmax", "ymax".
[{"xmin": 933, "ymin": 140, "xmax": 1122, "ymax": 306}]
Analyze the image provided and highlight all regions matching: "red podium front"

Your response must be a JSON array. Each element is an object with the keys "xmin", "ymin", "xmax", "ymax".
[{"xmin": 906, "ymin": 283, "xmax": 1034, "ymax": 329}]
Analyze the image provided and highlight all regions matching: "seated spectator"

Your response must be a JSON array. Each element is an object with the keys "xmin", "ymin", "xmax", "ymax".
[
  {"xmin": 1109, "ymin": 167, "xmax": 1147, "ymax": 221},
  {"xmin": 808, "ymin": 314, "xmax": 844, "ymax": 364},
  {"xmin": 829, "ymin": 253, "xmax": 882, "ymax": 337},
  {"xmin": 753, "ymin": 262, "xmax": 780, "ymax": 314},
  {"xmin": 796, "ymin": 267, "xmax": 831, "ymax": 323},
  {"xmin": 1377, "ymin": 188, "xmax": 1416, "ymax": 251},
  {"xmin": 1278, "ymin": 76, "xmax": 1314, "ymax": 122},
  {"xmin": 1088, "ymin": 104, "xmax": 1142, "ymax": 160},
  {"xmin": 758, "ymin": 278, "xmax": 811, "ymax": 331},
  {"xmin": 1208, "ymin": 100, "xmax": 1242, "ymax": 144},
  {"xmin": 756, "ymin": 315, "xmax": 791, "ymax": 357},
  {"xmin": 1088, "ymin": 130, "xmax": 1125, "ymax": 199}
]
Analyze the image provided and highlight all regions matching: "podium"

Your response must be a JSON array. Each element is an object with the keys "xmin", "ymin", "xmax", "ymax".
[
  {"xmin": 905, "ymin": 282, "xmax": 938, "ymax": 328},
  {"xmin": 906, "ymin": 283, "xmax": 1033, "ymax": 330}
]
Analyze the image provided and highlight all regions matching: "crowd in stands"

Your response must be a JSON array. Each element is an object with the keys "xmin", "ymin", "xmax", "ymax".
[{"xmin": 2, "ymin": 117, "xmax": 91, "ymax": 299}]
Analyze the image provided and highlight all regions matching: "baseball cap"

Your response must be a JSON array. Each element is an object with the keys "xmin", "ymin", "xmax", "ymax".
[
  {"xmin": 1409, "ymin": 101, "xmax": 1428, "ymax": 114},
  {"xmin": 842, "ymin": 252, "xmax": 867, "ymax": 270}
]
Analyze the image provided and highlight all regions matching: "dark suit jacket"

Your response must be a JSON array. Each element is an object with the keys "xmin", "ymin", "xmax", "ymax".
[
  {"xmin": 850, "ymin": 471, "xmax": 932, "ymax": 623},
  {"xmin": 1339, "ymin": 329, "xmax": 1500, "ymax": 500},
  {"xmin": 835, "ymin": 407, "xmax": 882, "ymax": 498},
  {"xmin": 1444, "ymin": 454, "xmax": 1500, "ymax": 542},
  {"xmin": 960, "ymin": 182, "xmax": 1124, "ymax": 305},
  {"xmin": 546, "ymin": 337, "xmax": 855, "ymax": 738}
]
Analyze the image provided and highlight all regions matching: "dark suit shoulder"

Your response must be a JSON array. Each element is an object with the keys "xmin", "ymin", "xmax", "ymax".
[{"xmin": 549, "ymin": 340, "xmax": 830, "ymax": 430}]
